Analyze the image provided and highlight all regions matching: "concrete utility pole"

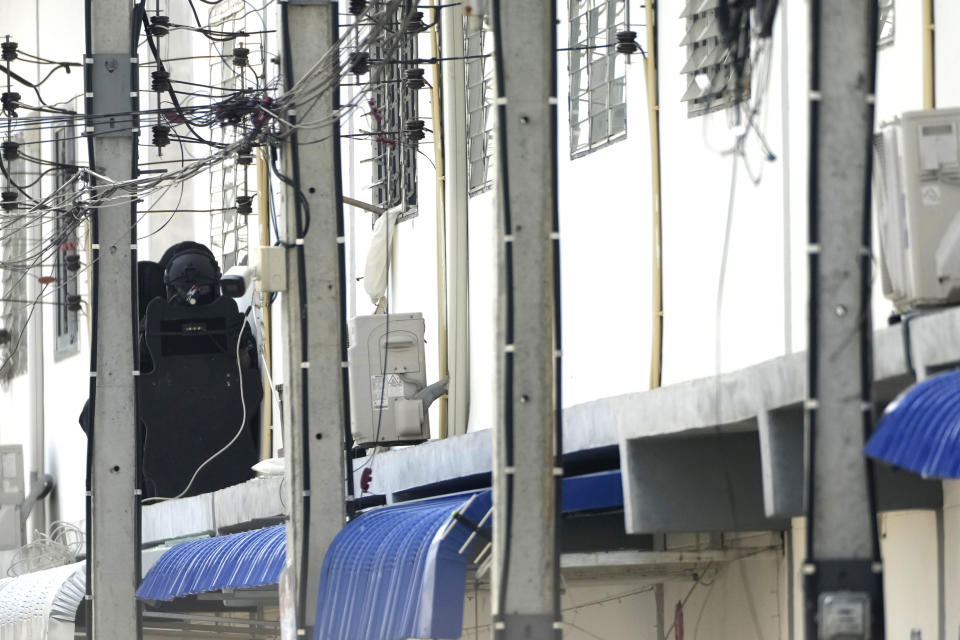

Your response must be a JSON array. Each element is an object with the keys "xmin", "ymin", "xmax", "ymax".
[
  {"xmin": 490, "ymin": 0, "xmax": 561, "ymax": 638},
  {"xmin": 804, "ymin": 1, "xmax": 883, "ymax": 638},
  {"xmin": 277, "ymin": 0, "xmax": 347, "ymax": 634},
  {"xmin": 86, "ymin": 0, "xmax": 138, "ymax": 638}
]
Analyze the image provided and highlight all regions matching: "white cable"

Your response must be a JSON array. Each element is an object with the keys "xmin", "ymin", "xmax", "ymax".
[
  {"xmin": 142, "ymin": 311, "xmax": 252, "ymax": 504},
  {"xmin": 259, "ymin": 345, "xmax": 283, "ymax": 440}
]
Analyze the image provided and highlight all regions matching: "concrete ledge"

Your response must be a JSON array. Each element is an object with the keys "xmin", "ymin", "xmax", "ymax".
[
  {"xmin": 616, "ymin": 306, "xmax": 960, "ymax": 534},
  {"xmin": 143, "ymin": 306, "xmax": 960, "ymax": 542},
  {"xmin": 143, "ymin": 492, "xmax": 214, "ymax": 545},
  {"xmin": 213, "ymin": 476, "xmax": 284, "ymax": 531},
  {"xmin": 142, "ymin": 477, "xmax": 283, "ymax": 545}
]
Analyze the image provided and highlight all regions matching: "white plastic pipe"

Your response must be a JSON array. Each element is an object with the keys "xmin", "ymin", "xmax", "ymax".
[
  {"xmin": 440, "ymin": 5, "xmax": 471, "ymax": 436},
  {"xmin": 26, "ymin": 126, "xmax": 46, "ymax": 538}
]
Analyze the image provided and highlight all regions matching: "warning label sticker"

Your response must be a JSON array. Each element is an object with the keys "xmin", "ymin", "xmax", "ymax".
[
  {"xmin": 371, "ymin": 374, "xmax": 405, "ymax": 408},
  {"xmin": 921, "ymin": 184, "xmax": 941, "ymax": 206}
]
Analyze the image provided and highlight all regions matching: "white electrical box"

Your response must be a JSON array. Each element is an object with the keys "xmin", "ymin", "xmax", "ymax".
[
  {"xmin": 0, "ymin": 445, "xmax": 24, "ymax": 551},
  {"xmin": 873, "ymin": 108, "xmax": 960, "ymax": 312},
  {"xmin": 256, "ymin": 245, "xmax": 287, "ymax": 293},
  {"xmin": 348, "ymin": 313, "xmax": 429, "ymax": 446}
]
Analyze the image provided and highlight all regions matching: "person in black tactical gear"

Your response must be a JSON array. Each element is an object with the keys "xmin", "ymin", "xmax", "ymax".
[
  {"xmin": 79, "ymin": 241, "xmax": 262, "ymax": 500},
  {"xmin": 160, "ymin": 241, "xmax": 222, "ymax": 306}
]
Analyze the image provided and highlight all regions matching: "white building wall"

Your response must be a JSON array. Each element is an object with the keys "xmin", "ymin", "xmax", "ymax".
[
  {"xmin": 0, "ymin": 0, "xmax": 89, "ymax": 542},
  {"xmin": 790, "ymin": 511, "xmax": 942, "ymax": 640},
  {"xmin": 461, "ymin": 546, "xmax": 786, "ymax": 639},
  {"xmin": 138, "ymin": 0, "xmax": 212, "ymax": 261},
  {"xmin": 0, "ymin": 0, "xmax": 214, "ymax": 544},
  {"xmin": 362, "ymin": 0, "xmax": 938, "ymax": 410},
  {"xmin": 879, "ymin": 510, "xmax": 941, "ymax": 639},
  {"xmin": 554, "ymin": 15, "xmax": 654, "ymax": 408},
  {"xmin": 944, "ymin": 481, "xmax": 960, "ymax": 640}
]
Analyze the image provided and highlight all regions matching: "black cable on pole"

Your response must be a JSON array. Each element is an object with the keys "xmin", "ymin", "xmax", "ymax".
[
  {"xmin": 488, "ymin": 1, "xmax": 515, "ymax": 633},
  {"xmin": 859, "ymin": 0, "xmax": 884, "ymax": 595},
  {"xmin": 82, "ymin": 1, "xmax": 97, "ymax": 638},
  {"xmin": 332, "ymin": 2, "xmax": 357, "ymax": 514},
  {"xmin": 804, "ymin": 0, "xmax": 822, "ymax": 565},
  {"xmin": 130, "ymin": 5, "xmax": 145, "ymax": 639},
  {"xmin": 547, "ymin": 1, "xmax": 563, "ymax": 633},
  {"xmin": 268, "ymin": 147, "xmax": 311, "ymax": 238}
]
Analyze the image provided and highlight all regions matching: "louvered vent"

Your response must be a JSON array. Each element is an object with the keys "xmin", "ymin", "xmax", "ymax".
[{"xmin": 681, "ymin": 0, "xmax": 751, "ymax": 118}]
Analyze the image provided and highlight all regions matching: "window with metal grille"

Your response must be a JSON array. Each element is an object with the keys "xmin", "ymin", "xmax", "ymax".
[
  {"xmin": 464, "ymin": 14, "xmax": 493, "ymax": 194},
  {"xmin": 877, "ymin": 0, "xmax": 894, "ymax": 48},
  {"xmin": 207, "ymin": 0, "xmax": 251, "ymax": 271},
  {"xmin": 680, "ymin": 0, "xmax": 751, "ymax": 118},
  {"xmin": 0, "ymin": 136, "xmax": 29, "ymax": 383},
  {"xmin": 368, "ymin": 0, "xmax": 419, "ymax": 220},
  {"xmin": 568, "ymin": 0, "xmax": 628, "ymax": 159},
  {"xmin": 52, "ymin": 124, "xmax": 79, "ymax": 359}
]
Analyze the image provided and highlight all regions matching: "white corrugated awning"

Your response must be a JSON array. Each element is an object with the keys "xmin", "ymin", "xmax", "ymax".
[{"xmin": 0, "ymin": 562, "xmax": 84, "ymax": 640}]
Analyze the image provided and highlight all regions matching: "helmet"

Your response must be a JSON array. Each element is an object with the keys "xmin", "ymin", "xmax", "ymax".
[{"xmin": 164, "ymin": 247, "xmax": 221, "ymax": 305}]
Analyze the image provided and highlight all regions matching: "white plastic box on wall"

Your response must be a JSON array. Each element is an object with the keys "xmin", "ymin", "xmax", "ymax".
[
  {"xmin": 0, "ymin": 445, "xmax": 24, "ymax": 551},
  {"xmin": 347, "ymin": 313, "xmax": 429, "ymax": 446},
  {"xmin": 874, "ymin": 107, "xmax": 960, "ymax": 312}
]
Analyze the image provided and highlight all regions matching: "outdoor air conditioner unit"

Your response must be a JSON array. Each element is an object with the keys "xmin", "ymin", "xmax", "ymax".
[
  {"xmin": 348, "ymin": 313, "xmax": 430, "ymax": 447},
  {"xmin": 873, "ymin": 107, "xmax": 960, "ymax": 312}
]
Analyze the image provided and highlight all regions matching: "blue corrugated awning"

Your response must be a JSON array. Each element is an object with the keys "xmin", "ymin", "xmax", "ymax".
[
  {"xmin": 314, "ymin": 491, "xmax": 492, "ymax": 640},
  {"xmin": 135, "ymin": 469, "xmax": 623, "ymax": 636},
  {"xmin": 865, "ymin": 369, "xmax": 960, "ymax": 478},
  {"xmin": 136, "ymin": 525, "xmax": 285, "ymax": 601},
  {"xmin": 314, "ymin": 469, "xmax": 623, "ymax": 640}
]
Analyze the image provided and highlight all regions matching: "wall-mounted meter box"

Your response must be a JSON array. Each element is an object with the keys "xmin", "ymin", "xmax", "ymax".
[
  {"xmin": 817, "ymin": 592, "xmax": 870, "ymax": 640},
  {"xmin": 348, "ymin": 313, "xmax": 429, "ymax": 447},
  {"xmin": 874, "ymin": 107, "xmax": 960, "ymax": 312},
  {"xmin": 0, "ymin": 445, "xmax": 24, "ymax": 551}
]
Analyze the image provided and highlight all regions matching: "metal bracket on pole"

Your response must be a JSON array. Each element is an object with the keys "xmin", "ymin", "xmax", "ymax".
[{"xmin": 90, "ymin": 54, "xmax": 133, "ymax": 135}]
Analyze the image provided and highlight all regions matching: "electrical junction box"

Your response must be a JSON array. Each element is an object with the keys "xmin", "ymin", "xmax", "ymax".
[
  {"xmin": 873, "ymin": 107, "xmax": 960, "ymax": 312},
  {"xmin": 348, "ymin": 313, "xmax": 429, "ymax": 446},
  {"xmin": 256, "ymin": 245, "xmax": 287, "ymax": 293},
  {"xmin": 0, "ymin": 445, "xmax": 24, "ymax": 551}
]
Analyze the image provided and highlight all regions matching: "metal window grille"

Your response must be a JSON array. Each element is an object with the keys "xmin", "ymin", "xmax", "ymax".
[
  {"xmin": 680, "ymin": 0, "xmax": 751, "ymax": 118},
  {"xmin": 1, "ymin": 135, "xmax": 29, "ymax": 383},
  {"xmin": 52, "ymin": 124, "xmax": 79, "ymax": 359},
  {"xmin": 568, "ymin": 0, "xmax": 628, "ymax": 159},
  {"xmin": 878, "ymin": 0, "xmax": 894, "ymax": 48},
  {"xmin": 464, "ymin": 14, "xmax": 493, "ymax": 195},
  {"xmin": 368, "ymin": 0, "xmax": 418, "ymax": 220},
  {"xmin": 207, "ymin": 0, "xmax": 250, "ymax": 271}
]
